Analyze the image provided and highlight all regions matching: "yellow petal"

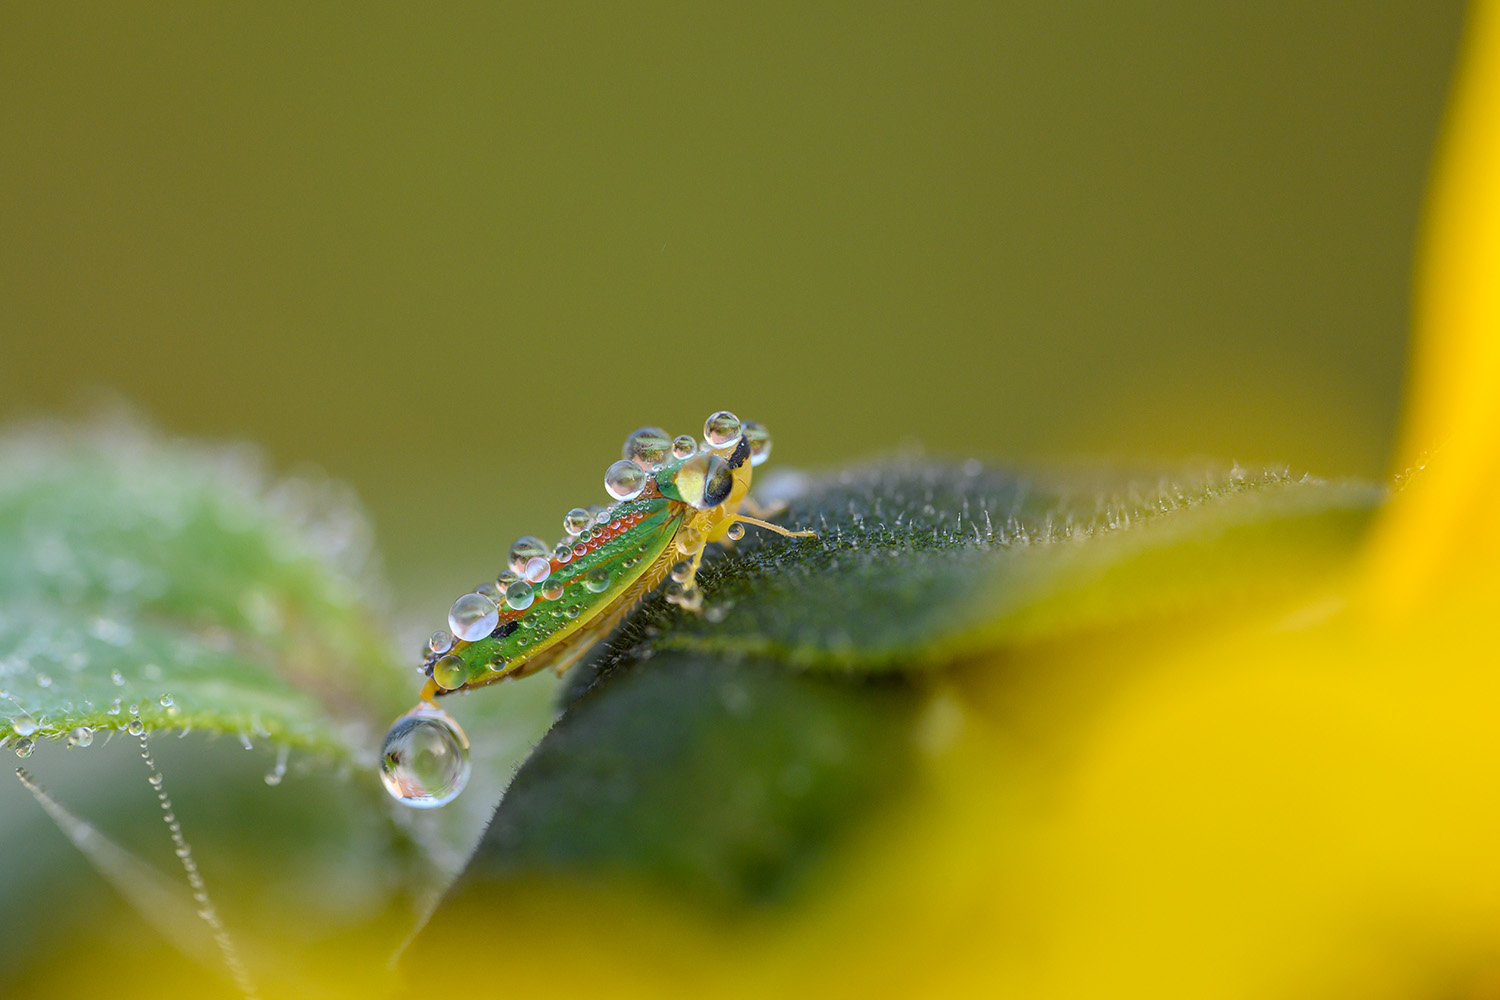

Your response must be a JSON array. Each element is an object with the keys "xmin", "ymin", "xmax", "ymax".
[{"xmin": 1365, "ymin": 0, "xmax": 1500, "ymax": 611}]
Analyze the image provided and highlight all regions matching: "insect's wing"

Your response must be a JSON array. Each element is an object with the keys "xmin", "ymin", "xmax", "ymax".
[{"xmin": 459, "ymin": 496, "xmax": 688, "ymax": 683}]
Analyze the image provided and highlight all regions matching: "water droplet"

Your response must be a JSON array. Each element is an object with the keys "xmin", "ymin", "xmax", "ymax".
[
  {"xmin": 127, "ymin": 718, "xmax": 145, "ymax": 736},
  {"xmin": 552, "ymin": 542, "xmax": 573, "ymax": 563},
  {"xmin": 523, "ymin": 556, "xmax": 551, "ymax": 584},
  {"xmin": 108, "ymin": 698, "xmax": 122, "ymax": 716},
  {"xmin": 604, "ymin": 460, "xmax": 647, "ymax": 501},
  {"xmin": 265, "ymin": 746, "xmax": 289, "ymax": 786},
  {"xmin": 380, "ymin": 704, "xmax": 471, "ymax": 808},
  {"xmin": 704, "ymin": 410, "xmax": 742, "ymax": 447},
  {"xmin": 508, "ymin": 537, "xmax": 550, "ymax": 575},
  {"xmin": 505, "ymin": 580, "xmax": 535, "ymax": 611},
  {"xmin": 563, "ymin": 507, "xmax": 592, "ymax": 536},
  {"xmin": 110, "ymin": 669, "xmax": 126, "ymax": 687},
  {"xmin": 428, "ymin": 630, "xmax": 454, "ymax": 655},
  {"xmin": 727, "ymin": 521, "xmax": 746, "ymax": 541},
  {"xmin": 475, "ymin": 581, "xmax": 501, "ymax": 602},
  {"xmin": 448, "ymin": 592, "xmax": 500, "ymax": 642},
  {"xmin": 497, "ymin": 569, "xmax": 521, "ymax": 588},
  {"xmin": 10, "ymin": 712, "xmax": 37, "ymax": 737},
  {"xmin": 542, "ymin": 580, "xmax": 565, "ymax": 601},
  {"xmin": 622, "ymin": 426, "xmax": 672, "ymax": 469},
  {"xmin": 13, "ymin": 738, "xmax": 34, "ymax": 758},
  {"xmin": 160, "ymin": 694, "xmax": 174, "ymax": 708},
  {"xmin": 742, "ymin": 420, "xmax": 772, "ymax": 466},
  {"xmin": 129, "ymin": 704, "xmax": 139, "ymax": 716},
  {"xmin": 670, "ymin": 561, "xmax": 692, "ymax": 583},
  {"xmin": 584, "ymin": 566, "xmax": 611, "ymax": 593},
  {"xmin": 67, "ymin": 726, "xmax": 94, "ymax": 748},
  {"xmin": 672, "ymin": 435, "xmax": 697, "ymax": 459},
  {"xmin": 36, "ymin": 674, "xmax": 51, "ymax": 689},
  {"xmin": 431, "ymin": 653, "xmax": 467, "ymax": 691}
]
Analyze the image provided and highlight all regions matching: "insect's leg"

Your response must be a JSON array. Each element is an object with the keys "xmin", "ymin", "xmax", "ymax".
[
  {"xmin": 738, "ymin": 496, "xmax": 787, "ymax": 520},
  {"xmin": 667, "ymin": 545, "xmax": 708, "ymax": 613},
  {"xmin": 732, "ymin": 513, "xmax": 817, "ymax": 539}
]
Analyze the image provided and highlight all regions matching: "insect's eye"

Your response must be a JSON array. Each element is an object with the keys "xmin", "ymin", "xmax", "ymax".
[
  {"xmin": 662, "ymin": 452, "xmax": 734, "ymax": 510},
  {"xmin": 702, "ymin": 455, "xmax": 734, "ymax": 507}
]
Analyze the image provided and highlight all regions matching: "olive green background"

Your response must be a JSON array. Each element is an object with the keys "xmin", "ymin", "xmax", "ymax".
[{"xmin": 0, "ymin": 3, "xmax": 1466, "ymax": 615}]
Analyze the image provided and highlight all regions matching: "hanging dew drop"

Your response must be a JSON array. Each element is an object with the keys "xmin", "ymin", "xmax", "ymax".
[
  {"xmin": 727, "ymin": 521, "xmax": 746, "ymax": 541},
  {"xmin": 160, "ymin": 694, "xmax": 174, "ymax": 708},
  {"xmin": 448, "ymin": 592, "xmax": 499, "ymax": 642},
  {"xmin": 604, "ymin": 460, "xmax": 647, "ymax": 501},
  {"xmin": 14, "ymin": 738, "xmax": 34, "ymax": 758},
  {"xmin": 380, "ymin": 704, "xmax": 471, "ymax": 808},
  {"xmin": 622, "ymin": 426, "xmax": 672, "ymax": 470},
  {"xmin": 127, "ymin": 718, "xmax": 145, "ymax": 736},
  {"xmin": 672, "ymin": 434, "xmax": 697, "ymax": 459},
  {"xmin": 563, "ymin": 507, "xmax": 592, "ymax": 536},
  {"xmin": 704, "ymin": 410, "xmax": 742, "ymax": 447},
  {"xmin": 67, "ymin": 726, "xmax": 93, "ymax": 748},
  {"xmin": 742, "ymin": 420, "xmax": 773, "ymax": 466},
  {"xmin": 523, "ymin": 556, "xmax": 551, "ymax": 584},
  {"xmin": 428, "ymin": 630, "xmax": 454, "ymax": 655},
  {"xmin": 431, "ymin": 654, "xmax": 468, "ymax": 691},
  {"xmin": 508, "ymin": 537, "xmax": 549, "ymax": 575},
  {"xmin": 505, "ymin": 580, "xmax": 535, "ymax": 611},
  {"xmin": 584, "ymin": 566, "xmax": 611, "ymax": 593},
  {"xmin": 265, "ymin": 746, "xmax": 289, "ymax": 786}
]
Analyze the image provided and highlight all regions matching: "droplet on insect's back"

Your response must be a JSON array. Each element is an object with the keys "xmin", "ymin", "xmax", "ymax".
[
  {"xmin": 604, "ymin": 460, "xmax": 647, "ymax": 501},
  {"xmin": 622, "ymin": 426, "xmax": 672, "ymax": 470},
  {"xmin": 508, "ymin": 537, "xmax": 549, "ymax": 574},
  {"xmin": 448, "ymin": 592, "xmax": 499, "ymax": 642},
  {"xmin": 703, "ymin": 411, "xmax": 742, "ymax": 447},
  {"xmin": 741, "ymin": 420, "xmax": 773, "ymax": 466}
]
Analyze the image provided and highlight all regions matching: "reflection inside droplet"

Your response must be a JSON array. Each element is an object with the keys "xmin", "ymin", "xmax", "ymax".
[{"xmin": 379, "ymin": 703, "xmax": 470, "ymax": 808}]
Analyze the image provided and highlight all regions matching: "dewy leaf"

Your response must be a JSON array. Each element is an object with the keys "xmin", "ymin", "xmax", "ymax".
[
  {"xmin": 413, "ymin": 458, "xmax": 1382, "ymax": 945},
  {"xmin": 0, "ymin": 418, "xmax": 409, "ymax": 757},
  {"xmin": 579, "ymin": 460, "xmax": 1383, "ymax": 680}
]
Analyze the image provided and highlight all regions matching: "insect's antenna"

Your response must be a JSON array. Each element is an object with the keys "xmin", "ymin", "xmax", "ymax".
[{"xmin": 137, "ymin": 732, "xmax": 260, "ymax": 1000}]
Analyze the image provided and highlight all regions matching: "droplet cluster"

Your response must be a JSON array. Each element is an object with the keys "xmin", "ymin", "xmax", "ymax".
[{"xmin": 425, "ymin": 412, "xmax": 771, "ymax": 690}]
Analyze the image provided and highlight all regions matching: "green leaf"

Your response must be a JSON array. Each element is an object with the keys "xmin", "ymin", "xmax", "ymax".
[
  {"xmin": 415, "ymin": 459, "xmax": 1382, "ymax": 945},
  {"xmin": 576, "ymin": 461, "xmax": 1381, "ymax": 681},
  {"xmin": 0, "ymin": 419, "xmax": 409, "ymax": 757}
]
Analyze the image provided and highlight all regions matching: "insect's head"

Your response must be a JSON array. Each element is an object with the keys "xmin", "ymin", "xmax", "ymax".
[{"xmin": 653, "ymin": 411, "xmax": 772, "ymax": 510}]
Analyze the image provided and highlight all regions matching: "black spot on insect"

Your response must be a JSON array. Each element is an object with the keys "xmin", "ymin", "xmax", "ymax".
[{"xmin": 726, "ymin": 434, "xmax": 751, "ymax": 470}]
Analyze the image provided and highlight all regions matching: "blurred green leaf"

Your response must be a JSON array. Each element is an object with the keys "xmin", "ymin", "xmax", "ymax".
[
  {"xmin": 0, "ymin": 418, "xmax": 410, "ymax": 757},
  {"xmin": 420, "ymin": 460, "xmax": 1380, "ymax": 936}
]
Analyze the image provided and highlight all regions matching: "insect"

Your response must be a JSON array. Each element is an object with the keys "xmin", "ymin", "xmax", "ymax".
[{"xmin": 379, "ymin": 411, "xmax": 815, "ymax": 807}]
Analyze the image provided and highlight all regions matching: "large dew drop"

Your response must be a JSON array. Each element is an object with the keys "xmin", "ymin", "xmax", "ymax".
[
  {"xmin": 704, "ymin": 410, "xmax": 742, "ymax": 447},
  {"xmin": 622, "ymin": 426, "xmax": 672, "ymax": 470},
  {"xmin": 604, "ymin": 460, "xmax": 647, "ymax": 501},
  {"xmin": 379, "ymin": 704, "xmax": 470, "ymax": 808},
  {"xmin": 448, "ymin": 592, "xmax": 499, "ymax": 642}
]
